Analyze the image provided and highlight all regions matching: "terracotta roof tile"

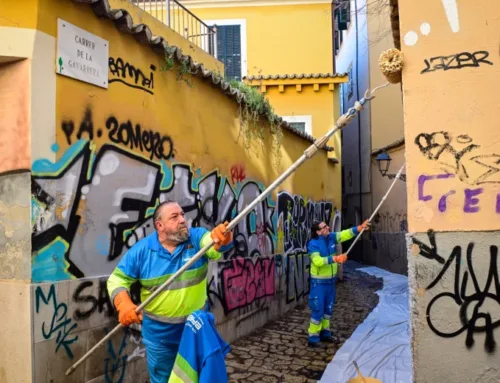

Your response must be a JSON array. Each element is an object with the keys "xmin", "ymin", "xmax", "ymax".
[
  {"xmin": 69, "ymin": 0, "xmax": 334, "ymax": 152},
  {"xmin": 244, "ymin": 73, "xmax": 347, "ymax": 81}
]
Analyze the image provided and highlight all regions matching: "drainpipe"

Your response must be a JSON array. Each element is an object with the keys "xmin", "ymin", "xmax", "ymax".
[{"xmin": 353, "ymin": 0, "xmax": 364, "ymax": 262}]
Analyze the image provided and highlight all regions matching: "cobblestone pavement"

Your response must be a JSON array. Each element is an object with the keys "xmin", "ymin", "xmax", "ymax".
[{"xmin": 226, "ymin": 265, "xmax": 384, "ymax": 383}]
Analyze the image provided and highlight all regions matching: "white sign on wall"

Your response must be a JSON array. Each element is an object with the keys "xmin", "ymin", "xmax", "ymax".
[{"xmin": 56, "ymin": 18, "xmax": 109, "ymax": 89}]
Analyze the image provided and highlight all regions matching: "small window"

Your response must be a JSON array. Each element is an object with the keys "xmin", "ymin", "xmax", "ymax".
[
  {"xmin": 281, "ymin": 115, "xmax": 312, "ymax": 136},
  {"xmin": 289, "ymin": 122, "xmax": 306, "ymax": 132},
  {"xmin": 215, "ymin": 25, "xmax": 242, "ymax": 81},
  {"xmin": 337, "ymin": 0, "xmax": 351, "ymax": 31},
  {"xmin": 204, "ymin": 19, "xmax": 247, "ymax": 81},
  {"xmin": 347, "ymin": 66, "xmax": 354, "ymax": 100}
]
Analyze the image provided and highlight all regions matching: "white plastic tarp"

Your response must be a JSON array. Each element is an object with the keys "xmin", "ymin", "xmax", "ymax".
[{"xmin": 319, "ymin": 266, "xmax": 412, "ymax": 383}]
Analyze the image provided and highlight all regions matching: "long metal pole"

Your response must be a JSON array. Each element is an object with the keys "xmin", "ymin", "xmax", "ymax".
[
  {"xmin": 65, "ymin": 84, "xmax": 388, "ymax": 376},
  {"xmin": 344, "ymin": 162, "xmax": 405, "ymax": 257}
]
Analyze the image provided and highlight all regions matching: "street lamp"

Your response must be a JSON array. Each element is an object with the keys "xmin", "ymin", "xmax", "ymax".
[{"xmin": 376, "ymin": 151, "xmax": 406, "ymax": 182}]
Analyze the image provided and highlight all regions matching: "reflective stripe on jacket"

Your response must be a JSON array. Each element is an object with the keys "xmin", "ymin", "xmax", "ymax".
[
  {"xmin": 107, "ymin": 228, "xmax": 226, "ymax": 325},
  {"xmin": 306, "ymin": 227, "xmax": 359, "ymax": 280}
]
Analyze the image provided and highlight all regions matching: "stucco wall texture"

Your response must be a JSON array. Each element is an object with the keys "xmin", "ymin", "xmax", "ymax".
[{"xmin": 400, "ymin": 0, "xmax": 500, "ymax": 381}]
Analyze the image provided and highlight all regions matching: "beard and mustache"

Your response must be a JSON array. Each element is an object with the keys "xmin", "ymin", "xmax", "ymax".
[{"xmin": 164, "ymin": 225, "xmax": 189, "ymax": 243}]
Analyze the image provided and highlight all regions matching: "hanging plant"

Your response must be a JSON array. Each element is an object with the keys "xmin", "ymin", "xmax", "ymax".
[{"xmin": 228, "ymin": 79, "xmax": 283, "ymax": 168}]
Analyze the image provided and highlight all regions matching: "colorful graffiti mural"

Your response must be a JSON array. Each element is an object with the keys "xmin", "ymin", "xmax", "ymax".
[{"xmin": 31, "ymin": 139, "xmax": 280, "ymax": 281}]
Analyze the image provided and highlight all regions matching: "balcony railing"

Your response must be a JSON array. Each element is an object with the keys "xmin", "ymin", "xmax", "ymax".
[{"xmin": 131, "ymin": 0, "xmax": 217, "ymax": 56}]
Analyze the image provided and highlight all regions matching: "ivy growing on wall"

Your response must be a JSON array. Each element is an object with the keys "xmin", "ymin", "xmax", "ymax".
[
  {"xmin": 228, "ymin": 79, "xmax": 283, "ymax": 167},
  {"xmin": 160, "ymin": 49, "xmax": 284, "ymax": 167}
]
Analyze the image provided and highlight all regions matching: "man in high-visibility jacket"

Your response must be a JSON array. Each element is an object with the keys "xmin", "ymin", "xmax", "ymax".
[
  {"xmin": 107, "ymin": 200, "xmax": 233, "ymax": 383},
  {"xmin": 306, "ymin": 219, "xmax": 371, "ymax": 347}
]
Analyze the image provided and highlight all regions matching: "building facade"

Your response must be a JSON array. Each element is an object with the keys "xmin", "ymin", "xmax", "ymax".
[{"xmin": 334, "ymin": 0, "xmax": 407, "ymax": 273}]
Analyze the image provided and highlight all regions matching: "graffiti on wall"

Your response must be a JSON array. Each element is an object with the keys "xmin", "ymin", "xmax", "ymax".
[
  {"xmin": 413, "ymin": 230, "xmax": 499, "ymax": 354},
  {"xmin": 72, "ymin": 278, "xmax": 141, "ymax": 321},
  {"xmin": 31, "ymin": 106, "xmax": 285, "ymax": 280},
  {"xmin": 373, "ymin": 211, "xmax": 408, "ymax": 233},
  {"xmin": 414, "ymin": 132, "xmax": 500, "ymax": 217},
  {"xmin": 414, "ymin": 132, "xmax": 500, "ymax": 186},
  {"xmin": 286, "ymin": 253, "xmax": 311, "ymax": 304},
  {"xmin": 420, "ymin": 50, "xmax": 493, "ymax": 74},
  {"xmin": 276, "ymin": 191, "xmax": 334, "ymax": 254},
  {"xmin": 35, "ymin": 284, "xmax": 79, "ymax": 359},
  {"xmin": 108, "ymin": 57, "xmax": 156, "ymax": 95},
  {"xmin": 208, "ymin": 257, "xmax": 276, "ymax": 315},
  {"xmin": 417, "ymin": 173, "xmax": 500, "ymax": 214},
  {"xmin": 34, "ymin": 280, "xmax": 145, "ymax": 380},
  {"xmin": 60, "ymin": 108, "xmax": 175, "ymax": 160},
  {"xmin": 104, "ymin": 326, "xmax": 128, "ymax": 383}
]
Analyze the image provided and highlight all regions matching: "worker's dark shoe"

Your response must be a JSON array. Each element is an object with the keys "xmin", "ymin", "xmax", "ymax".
[
  {"xmin": 320, "ymin": 334, "xmax": 336, "ymax": 343},
  {"xmin": 320, "ymin": 329, "xmax": 336, "ymax": 343},
  {"xmin": 308, "ymin": 341, "xmax": 325, "ymax": 349}
]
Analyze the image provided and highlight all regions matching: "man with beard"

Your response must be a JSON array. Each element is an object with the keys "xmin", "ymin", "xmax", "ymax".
[{"xmin": 107, "ymin": 200, "xmax": 233, "ymax": 382}]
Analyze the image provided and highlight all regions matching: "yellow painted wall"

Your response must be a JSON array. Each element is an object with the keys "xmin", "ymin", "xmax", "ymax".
[
  {"xmin": 176, "ymin": 3, "xmax": 333, "ymax": 76},
  {"xmin": 399, "ymin": 0, "xmax": 500, "ymax": 232},
  {"xmin": 263, "ymin": 82, "xmax": 342, "ymax": 160},
  {"xmin": 0, "ymin": 0, "xmax": 223, "ymax": 73}
]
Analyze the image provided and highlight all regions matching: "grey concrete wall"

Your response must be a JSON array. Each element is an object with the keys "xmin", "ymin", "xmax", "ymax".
[
  {"xmin": 32, "ymin": 277, "xmax": 149, "ymax": 383},
  {"xmin": 408, "ymin": 231, "xmax": 500, "ymax": 382},
  {"xmin": 0, "ymin": 171, "xmax": 33, "ymax": 383}
]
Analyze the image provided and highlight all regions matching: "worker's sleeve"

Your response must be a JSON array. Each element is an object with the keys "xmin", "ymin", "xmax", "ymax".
[
  {"xmin": 335, "ymin": 226, "xmax": 359, "ymax": 243},
  {"xmin": 307, "ymin": 241, "xmax": 333, "ymax": 267},
  {"xmin": 191, "ymin": 227, "xmax": 232, "ymax": 261},
  {"xmin": 107, "ymin": 249, "xmax": 140, "ymax": 306}
]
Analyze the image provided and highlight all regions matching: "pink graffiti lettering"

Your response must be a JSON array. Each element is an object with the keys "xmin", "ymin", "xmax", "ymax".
[{"xmin": 221, "ymin": 257, "xmax": 275, "ymax": 312}]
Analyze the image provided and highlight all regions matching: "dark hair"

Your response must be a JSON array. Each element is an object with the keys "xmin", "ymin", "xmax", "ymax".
[
  {"xmin": 153, "ymin": 200, "xmax": 177, "ymax": 229},
  {"xmin": 310, "ymin": 220, "xmax": 322, "ymax": 239}
]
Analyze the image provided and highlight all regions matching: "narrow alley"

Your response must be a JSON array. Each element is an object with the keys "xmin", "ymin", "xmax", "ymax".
[
  {"xmin": 226, "ymin": 264, "xmax": 383, "ymax": 383},
  {"xmin": 1, "ymin": 0, "xmax": 499, "ymax": 382}
]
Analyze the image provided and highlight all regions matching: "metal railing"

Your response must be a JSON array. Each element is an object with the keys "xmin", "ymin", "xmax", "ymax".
[{"xmin": 131, "ymin": 0, "xmax": 217, "ymax": 56}]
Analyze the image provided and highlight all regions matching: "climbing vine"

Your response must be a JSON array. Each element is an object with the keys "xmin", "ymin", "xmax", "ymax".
[
  {"xmin": 160, "ymin": 47, "xmax": 284, "ymax": 166},
  {"xmin": 160, "ymin": 47, "xmax": 194, "ymax": 87},
  {"xmin": 228, "ymin": 79, "xmax": 284, "ymax": 167}
]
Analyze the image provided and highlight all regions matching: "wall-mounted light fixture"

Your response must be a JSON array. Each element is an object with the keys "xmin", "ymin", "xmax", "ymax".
[{"xmin": 376, "ymin": 151, "xmax": 406, "ymax": 182}]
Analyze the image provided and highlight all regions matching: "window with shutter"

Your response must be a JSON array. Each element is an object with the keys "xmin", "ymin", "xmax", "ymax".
[
  {"xmin": 215, "ymin": 25, "xmax": 242, "ymax": 81},
  {"xmin": 289, "ymin": 122, "xmax": 306, "ymax": 133}
]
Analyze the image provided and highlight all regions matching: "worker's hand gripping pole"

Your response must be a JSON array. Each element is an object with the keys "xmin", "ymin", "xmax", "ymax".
[
  {"xmin": 344, "ymin": 162, "xmax": 406, "ymax": 258},
  {"xmin": 64, "ymin": 84, "xmax": 388, "ymax": 377}
]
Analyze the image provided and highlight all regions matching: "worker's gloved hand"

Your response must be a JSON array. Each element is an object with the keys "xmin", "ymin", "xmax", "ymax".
[
  {"xmin": 114, "ymin": 290, "xmax": 143, "ymax": 326},
  {"xmin": 332, "ymin": 254, "xmax": 348, "ymax": 264},
  {"xmin": 358, "ymin": 220, "xmax": 371, "ymax": 232},
  {"xmin": 211, "ymin": 221, "xmax": 233, "ymax": 251}
]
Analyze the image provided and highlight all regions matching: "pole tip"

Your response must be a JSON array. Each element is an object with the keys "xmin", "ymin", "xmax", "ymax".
[
  {"xmin": 65, "ymin": 367, "xmax": 75, "ymax": 376},
  {"xmin": 378, "ymin": 48, "xmax": 404, "ymax": 84}
]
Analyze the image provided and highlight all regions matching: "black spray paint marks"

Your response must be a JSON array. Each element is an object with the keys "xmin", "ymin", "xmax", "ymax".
[
  {"xmin": 108, "ymin": 57, "xmax": 155, "ymax": 95},
  {"xmin": 106, "ymin": 116, "xmax": 174, "ymax": 161},
  {"xmin": 277, "ymin": 192, "xmax": 333, "ymax": 254},
  {"xmin": 35, "ymin": 284, "xmax": 79, "ymax": 359},
  {"xmin": 413, "ymin": 230, "xmax": 500, "ymax": 354},
  {"xmin": 72, "ymin": 278, "xmax": 141, "ymax": 321},
  {"xmin": 421, "ymin": 50, "xmax": 493, "ymax": 74},
  {"xmin": 414, "ymin": 131, "xmax": 500, "ymax": 185},
  {"xmin": 61, "ymin": 108, "xmax": 175, "ymax": 161}
]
